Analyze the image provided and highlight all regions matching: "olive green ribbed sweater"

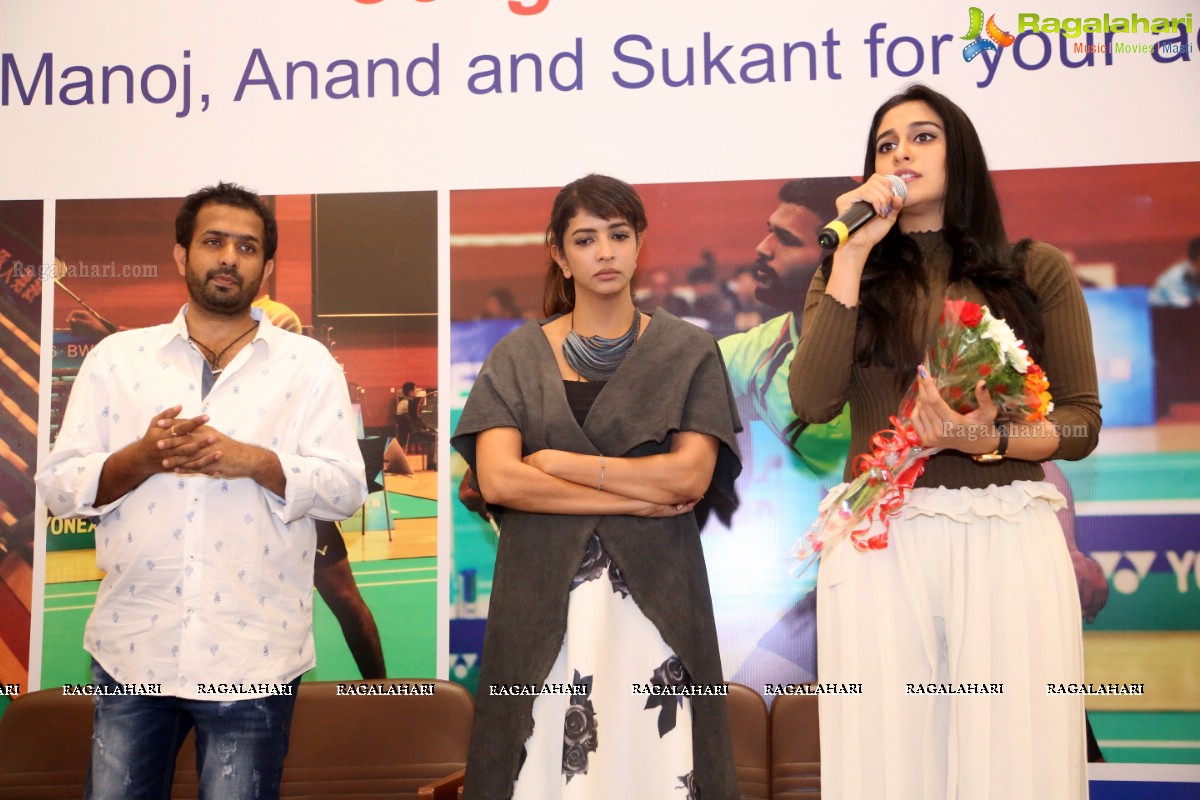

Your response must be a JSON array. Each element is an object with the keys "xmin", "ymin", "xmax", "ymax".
[{"xmin": 789, "ymin": 231, "xmax": 1101, "ymax": 489}]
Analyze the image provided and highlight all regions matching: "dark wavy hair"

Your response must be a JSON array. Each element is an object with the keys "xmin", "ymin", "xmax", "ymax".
[
  {"xmin": 778, "ymin": 177, "xmax": 858, "ymax": 217},
  {"xmin": 543, "ymin": 174, "xmax": 648, "ymax": 317},
  {"xmin": 845, "ymin": 84, "xmax": 1043, "ymax": 371},
  {"xmin": 175, "ymin": 181, "xmax": 278, "ymax": 262}
]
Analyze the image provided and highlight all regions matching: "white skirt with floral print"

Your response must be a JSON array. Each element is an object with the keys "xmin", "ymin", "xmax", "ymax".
[{"xmin": 512, "ymin": 534, "xmax": 699, "ymax": 800}]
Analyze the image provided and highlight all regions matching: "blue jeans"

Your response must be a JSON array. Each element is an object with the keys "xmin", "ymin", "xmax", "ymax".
[{"xmin": 85, "ymin": 660, "xmax": 301, "ymax": 800}]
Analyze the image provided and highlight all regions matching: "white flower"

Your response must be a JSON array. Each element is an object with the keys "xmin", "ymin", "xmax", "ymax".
[
  {"xmin": 1007, "ymin": 344, "xmax": 1032, "ymax": 373},
  {"xmin": 979, "ymin": 309, "xmax": 1030, "ymax": 373}
]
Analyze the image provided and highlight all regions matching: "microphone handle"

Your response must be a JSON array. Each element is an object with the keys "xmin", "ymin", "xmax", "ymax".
[{"xmin": 817, "ymin": 201, "xmax": 878, "ymax": 250}]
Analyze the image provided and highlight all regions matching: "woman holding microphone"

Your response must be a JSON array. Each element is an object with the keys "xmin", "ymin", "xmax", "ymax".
[{"xmin": 789, "ymin": 85, "xmax": 1101, "ymax": 798}]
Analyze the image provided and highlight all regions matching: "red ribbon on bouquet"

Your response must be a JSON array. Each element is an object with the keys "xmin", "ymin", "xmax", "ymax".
[{"xmin": 845, "ymin": 413, "xmax": 933, "ymax": 552}]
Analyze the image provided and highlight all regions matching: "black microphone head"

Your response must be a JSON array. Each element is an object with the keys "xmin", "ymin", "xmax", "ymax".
[{"xmin": 817, "ymin": 229, "xmax": 841, "ymax": 249}]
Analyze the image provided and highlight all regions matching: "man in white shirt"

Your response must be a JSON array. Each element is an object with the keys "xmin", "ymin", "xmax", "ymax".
[{"xmin": 36, "ymin": 183, "xmax": 366, "ymax": 800}]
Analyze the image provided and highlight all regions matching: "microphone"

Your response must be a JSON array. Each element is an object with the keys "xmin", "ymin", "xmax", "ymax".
[{"xmin": 817, "ymin": 175, "xmax": 908, "ymax": 250}]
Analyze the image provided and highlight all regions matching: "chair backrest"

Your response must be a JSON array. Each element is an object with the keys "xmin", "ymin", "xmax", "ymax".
[
  {"xmin": 0, "ymin": 688, "xmax": 93, "ymax": 799},
  {"xmin": 417, "ymin": 391, "xmax": 438, "ymax": 433},
  {"xmin": 175, "ymin": 679, "xmax": 473, "ymax": 799},
  {"xmin": 357, "ymin": 435, "xmax": 389, "ymax": 492},
  {"xmin": 726, "ymin": 682, "xmax": 770, "ymax": 800},
  {"xmin": 394, "ymin": 410, "xmax": 418, "ymax": 442},
  {"xmin": 769, "ymin": 693, "xmax": 821, "ymax": 799},
  {"xmin": 0, "ymin": 680, "xmax": 473, "ymax": 800},
  {"xmin": 287, "ymin": 679, "xmax": 473, "ymax": 798}
]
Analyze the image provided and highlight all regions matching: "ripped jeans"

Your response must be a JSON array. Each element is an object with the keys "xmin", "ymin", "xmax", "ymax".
[{"xmin": 85, "ymin": 659, "xmax": 300, "ymax": 800}]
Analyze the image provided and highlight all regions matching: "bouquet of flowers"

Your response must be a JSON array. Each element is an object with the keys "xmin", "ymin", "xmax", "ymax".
[{"xmin": 790, "ymin": 298, "xmax": 1054, "ymax": 575}]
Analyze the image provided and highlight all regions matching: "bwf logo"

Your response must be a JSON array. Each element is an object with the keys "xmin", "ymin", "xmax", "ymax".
[{"xmin": 962, "ymin": 7, "xmax": 1016, "ymax": 61}]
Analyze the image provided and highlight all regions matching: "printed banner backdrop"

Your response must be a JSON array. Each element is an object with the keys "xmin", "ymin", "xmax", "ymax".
[
  {"xmin": 0, "ymin": 201, "xmax": 42, "ymax": 714},
  {"xmin": 5, "ymin": 0, "xmax": 1199, "ymax": 791}
]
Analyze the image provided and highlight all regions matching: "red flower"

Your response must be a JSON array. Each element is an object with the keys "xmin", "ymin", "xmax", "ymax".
[
  {"xmin": 960, "ymin": 303, "xmax": 984, "ymax": 328},
  {"xmin": 944, "ymin": 299, "xmax": 984, "ymax": 328},
  {"xmin": 977, "ymin": 364, "xmax": 992, "ymax": 377}
]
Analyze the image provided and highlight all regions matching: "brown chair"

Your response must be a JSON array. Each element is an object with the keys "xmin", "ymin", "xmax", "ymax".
[
  {"xmin": 452, "ymin": 682, "xmax": 769, "ymax": 799},
  {"xmin": 282, "ymin": 679, "xmax": 470, "ymax": 799},
  {"xmin": 0, "ymin": 688, "xmax": 94, "ymax": 799},
  {"xmin": 0, "ymin": 680, "xmax": 470, "ymax": 800},
  {"xmin": 173, "ymin": 679, "xmax": 471, "ymax": 799},
  {"xmin": 726, "ymin": 682, "xmax": 770, "ymax": 800},
  {"xmin": 770, "ymin": 693, "xmax": 821, "ymax": 798}
]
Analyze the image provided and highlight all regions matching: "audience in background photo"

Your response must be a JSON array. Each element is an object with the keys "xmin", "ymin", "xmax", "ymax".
[
  {"xmin": 686, "ymin": 252, "xmax": 736, "ymax": 336},
  {"xmin": 472, "ymin": 246, "xmax": 780, "ymax": 339},
  {"xmin": 1149, "ymin": 236, "xmax": 1200, "ymax": 307},
  {"xmin": 726, "ymin": 264, "xmax": 770, "ymax": 332},
  {"xmin": 396, "ymin": 381, "xmax": 438, "ymax": 470},
  {"xmin": 478, "ymin": 286, "xmax": 530, "ymax": 320},
  {"xmin": 635, "ymin": 269, "xmax": 691, "ymax": 317}
]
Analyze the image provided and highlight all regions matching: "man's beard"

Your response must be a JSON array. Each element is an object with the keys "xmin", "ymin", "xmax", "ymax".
[
  {"xmin": 185, "ymin": 265, "xmax": 259, "ymax": 316},
  {"xmin": 752, "ymin": 258, "xmax": 818, "ymax": 312}
]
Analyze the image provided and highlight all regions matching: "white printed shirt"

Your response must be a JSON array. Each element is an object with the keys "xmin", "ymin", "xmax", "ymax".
[{"xmin": 36, "ymin": 306, "xmax": 367, "ymax": 699}]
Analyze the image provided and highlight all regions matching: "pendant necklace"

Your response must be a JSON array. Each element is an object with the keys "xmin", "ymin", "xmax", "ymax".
[{"xmin": 188, "ymin": 321, "xmax": 259, "ymax": 375}]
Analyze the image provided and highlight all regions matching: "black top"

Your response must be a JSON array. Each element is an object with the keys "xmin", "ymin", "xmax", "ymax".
[{"xmin": 563, "ymin": 379, "xmax": 606, "ymax": 428}]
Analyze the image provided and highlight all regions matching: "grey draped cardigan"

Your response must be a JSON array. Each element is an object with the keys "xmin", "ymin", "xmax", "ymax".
[{"xmin": 452, "ymin": 309, "xmax": 742, "ymax": 800}]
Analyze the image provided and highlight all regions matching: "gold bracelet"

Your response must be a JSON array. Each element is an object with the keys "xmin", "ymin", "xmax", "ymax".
[
  {"xmin": 972, "ymin": 422, "xmax": 1009, "ymax": 463},
  {"xmin": 596, "ymin": 455, "xmax": 606, "ymax": 491}
]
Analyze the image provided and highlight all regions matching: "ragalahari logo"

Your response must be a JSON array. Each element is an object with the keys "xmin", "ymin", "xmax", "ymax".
[{"xmin": 962, "ymin": 7, "xmax": 1016, "ymax": 61}]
